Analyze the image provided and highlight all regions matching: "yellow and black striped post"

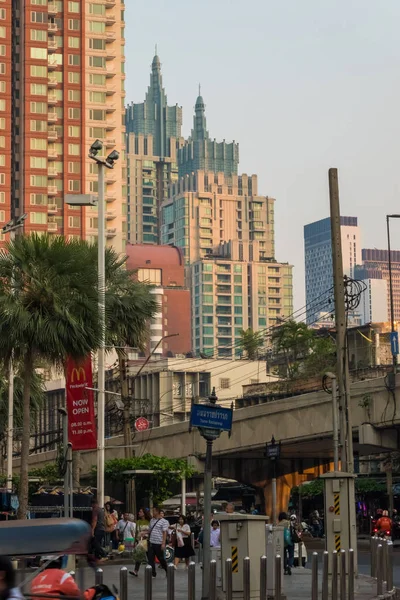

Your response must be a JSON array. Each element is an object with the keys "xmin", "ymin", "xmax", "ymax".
[
  {"xmin": 334, "ymin": 493, "xmax": 341, "ymax": 551},
  {"xmin": 231, "ymin": 546, "xmax": 239, "ymax": 573}
]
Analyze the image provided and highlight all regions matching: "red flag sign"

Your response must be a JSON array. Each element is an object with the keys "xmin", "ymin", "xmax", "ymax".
[{"xmin": 66, "ymin": 356, "xmax": 97, "ymax": 451}]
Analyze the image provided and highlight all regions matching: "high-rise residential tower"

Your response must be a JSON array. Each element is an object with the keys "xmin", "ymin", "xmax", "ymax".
[
  {"xmin": 178, "ymin": 92, "xmax": 239, "ymax": 178},
  {"xmin": 0, "ymin": 0, "xmax": 126, "ymax": 250},
  {"xmin": 126, "ymin": 53, "xmax": 183, "ymax": 244},
  {"xmin": 304, "ymin": 217, "xmax": 361, "ymax": 324},
  {"xmin": 161, "ymin": 95, "xmax": 293, "ymax": 356},
  {"xmin": 356, "ymin": 248, "xmax": 400, "ymax": 323}
]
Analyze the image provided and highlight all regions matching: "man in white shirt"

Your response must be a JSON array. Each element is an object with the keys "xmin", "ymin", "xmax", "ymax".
[
  {"xmin": 147, "ymin": 506, "xmax": 169, "ymax": 577},
  {"xmin": 117, "ymin": 513, "xmax": 136, "ymax": 542}
]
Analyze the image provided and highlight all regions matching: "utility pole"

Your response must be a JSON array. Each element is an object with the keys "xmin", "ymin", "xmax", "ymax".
[{"xmin": 329, "ymin": 168, "xmax": 353, "ymax": 473}]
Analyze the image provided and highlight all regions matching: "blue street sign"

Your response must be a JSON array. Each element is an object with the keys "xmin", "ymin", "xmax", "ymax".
[
  {"xmin": 190, "ymin": 403, "xmax": 233, "ymax": 432},
  {"xmin": 391, "ymin": 331, "xmax": 399, "ymax": 356}
]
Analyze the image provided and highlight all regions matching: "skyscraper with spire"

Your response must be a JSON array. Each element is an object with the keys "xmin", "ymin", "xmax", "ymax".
[
  {"xmin": 125, "ymin": 53, "xmax": 183, "ymax": 244},
  {"xmin": 178, "ymin": 92, "xmax": 239, "ymax": 178}
]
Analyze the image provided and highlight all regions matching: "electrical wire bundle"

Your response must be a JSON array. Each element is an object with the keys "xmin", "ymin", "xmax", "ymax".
[{"xmin": 344, "ymin": 276, "xmax": 367, "ymax": 311}]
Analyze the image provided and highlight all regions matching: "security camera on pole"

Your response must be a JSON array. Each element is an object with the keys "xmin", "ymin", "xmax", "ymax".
[
  {"xmin": 190, "ymin": 388, "xmax": 233, "ymax": 600},
  {"xmin": 66, "ymin": 140, "xmax": 119, "ymax": 508}
]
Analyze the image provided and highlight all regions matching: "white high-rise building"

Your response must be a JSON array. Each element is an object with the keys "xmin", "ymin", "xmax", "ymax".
[
  {"xmin": 304, "ymin": 217, "xmax": 361, "ymax": 324},
  {"xmin": 359, "ymin": 278, "xmax": 388, "ymax": 325}
]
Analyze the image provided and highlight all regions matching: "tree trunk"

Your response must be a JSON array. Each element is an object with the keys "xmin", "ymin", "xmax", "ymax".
[{"xmin": 17, "ymin": 353, "xmax": 33, "ymax": 519}]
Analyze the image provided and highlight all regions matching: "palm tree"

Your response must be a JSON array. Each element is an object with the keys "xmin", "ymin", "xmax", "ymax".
[
  {"xmin": 0, "ymin": 234, "xmax": 101, "ymax": 518},
  {"xmin": 103, "ymin": 248, "xmax": 158, "ymax": 457},
  {"xmin": 238, "ymin": 328, "xmax": 263, "ymax": 360}
]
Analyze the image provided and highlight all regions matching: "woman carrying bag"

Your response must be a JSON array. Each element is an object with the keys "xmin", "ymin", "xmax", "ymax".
[
  {"xmin": 130, "ymin": 508, "xmax": 151, "ymax": 577},
  {"xmin": 171, "ymin": 515, "xmax": 195, "ymax": 569}
]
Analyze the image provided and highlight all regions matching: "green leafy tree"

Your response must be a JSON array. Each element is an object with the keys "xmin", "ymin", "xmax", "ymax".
[
  {"xmin": 238, "ymin": 328, "xmax": 263, "ymax": 360},
  {"xmin": 92, "ymin": 454, "xmax": 195, "ymax": 505},
  {"xmin": 303, "ymin": 336, "xmax": 336, "ymax": 377},
  {"xmin": 0, "ymin": 234, "xmax": 101, "ymax": 518},
  {"xmin": 272, "ymin": 320, "xmax": 314, "ymax": 378}
]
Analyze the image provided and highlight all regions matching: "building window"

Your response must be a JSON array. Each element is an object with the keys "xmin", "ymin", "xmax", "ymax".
[
  {"xmin": 68, "ymin": 36, "xmax": 80, "ymax": 48},
  {"xmin": 68, "ymin": 179, "xmax": 80, "ymax": 192},
  {"xmin": 220, "ymin": 378, "xmax": 230, "ymax": 389},
  {"xmin": 68, "ymin": 54, "xmax": 80, "ymax": 66},
  {"xmin": 31, "ymin": 29, "xmax": 47, "ymax": 41},
  {"xmin": 68, "ymin": 89, "xmax": 80, "ymax": 101},
  {"xmin": 68, "ymin": 71, "xmax": 80, "ymax": 83},
  {"xmin": 68, "ymin": 143, "xmax": 80, "ymax": 155},
  {"xmin": 30, "ymin": 212, "xmax": 48, "ymax": 224},
  {"xmin": 68, "ymin": 1, "xmax": 80, "ymax": 12},
  {"xmin": 137, "ymin": 268, "xmax": 161, "ymax": 285},
  {"xmin": 30, "ymin": 65, "xmax": 47, "ymax": 77},
  {"xmin": 0, "ymin": 192, "xmax": 5, "ymax": 203},
  {"xmin": 68, "ymin": 216, "xmax": 81, "ymax": 228},
  {"xmin": 30, "ymin": 138, "xmax": 47, "ymax": 150},
  {"xmin": 68, "ymin": 19, "xmax": 80, "ymax": 30},
  {"xmin": 30, "ymin": 193, "xmax": 47, "ymax": 205},
  {"xmin": 31, "ymin": 83, "xmax": 47, "ymax": 95},
  {"xmin": 31, "ymin": 11, "xmax": 46, "ymax": 22},
  {"xmin": 89, "ymin": 21, "xmax": 105, "ymax": 33},
  {"xmin": 30, "ymin": 175, "xmax": 48, "ymax": 187},
  {"xmin": 31, "ymin": 47, "xmax": 47, "ymax": 60},
  {"xmin": 30, "ymin": 156, "xmax": 46, "ymax": 169},
  {"xmin": 68, "ymin": 107, "xmax": 81, "ymax": 119}
]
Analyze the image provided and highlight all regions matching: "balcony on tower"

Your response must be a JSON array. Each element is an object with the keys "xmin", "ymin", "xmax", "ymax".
[
  {"xmin": 48, "ymin": 128, "xmax": 58, "ymax": 141},
  {"xmin": 106, "ymin": 227, "xmax": 117, "ymax": 238},
  {"xmin": 48, "ymin": 1, "xmax": 57, "ymax": 16},
  {"xmin": 48, "ymin": 112, "xmax": 58, "ymax": 124},
  {"xmin": 48, "ymin": 40, "xmax": 57, "ymax": 53},
  {"xmin": 48, "ymin": 22, "xmax": 58, "ymax": 34}
]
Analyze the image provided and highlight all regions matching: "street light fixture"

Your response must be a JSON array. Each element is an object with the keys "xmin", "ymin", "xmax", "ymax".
[
  {"xmin": 67, "ymin": 139, "xmax": 119, "ymax": 507},
  {"xmin": 2, "ymin": 214, "xmax": 28, "ymax": 493},
  {"xmin": 386, "ymin": 214, "xmax": 400, "ymax": 375}
]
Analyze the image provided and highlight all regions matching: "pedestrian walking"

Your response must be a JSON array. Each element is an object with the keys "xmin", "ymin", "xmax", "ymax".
[
  {"xmin": 117, "ymin": 512, "xmax": 136, "ymax": 552},
  {"xmin": 171, "ymin": 515, "xmax": 195, "ymax": 569},
  {"xmin": 104, "ymin": 502, "xmax": 118, "ymax": 550},
  {"xmin": 90, "ymin": 498, "xmax": 107, "ymax": 563},
  {"xmin": 210, "ymin": 520, "xmax": 220, "ymax": 548},
  {"xmin": 147, "ymin": 506, "xmax": 170, "ymax": 577},
  {"xmin": 278, "ymin": 512, "xmax": 294, "ymax": 575},
  {"xmin": 130, "ymin": 508, "xmax": 151, "ymax": 577}
]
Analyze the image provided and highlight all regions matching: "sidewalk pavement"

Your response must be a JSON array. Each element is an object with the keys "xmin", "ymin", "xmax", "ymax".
[
  {"xmin": 76, "ymin": 562, "xmax": 382, "ymax": 600},
  {"xmin": 284, "ymin": 567, "xmax": 380, "ymax": 600}
]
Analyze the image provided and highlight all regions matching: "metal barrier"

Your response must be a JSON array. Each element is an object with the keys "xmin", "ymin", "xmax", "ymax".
[
  {"xmin": 275, "ymin": 554, "xmax": 282, "ymax": 600},
  {"xmin": 95, "ymin": 568, "xmax": 103, "ymax": 586},
  {"xmin": 243, "ymin": 557, "xmax": 250, "ymax": 600},
  {"xmin": 209, "ymin": 559, "xmax": 217, "ymax": 600},
  {"xmin": 144, "ymin": 565, "xmax": 153, "ymax": 600},
  {"xmin": 77, "ymin": 546, "xmax": 392, "ymax": 600},
  {"xmin": 322, "ymin": 551, "xmax": 328, "ymax": 600},
  {"xmin": 377, "ymin": 544, "xmax": 383, "ymax": 597},
  {"xmin": 260, "ymin": 555, "xmax": 267, "ymax": 600},
  {"xmin": 387, "ymin": 541, "xmax": 394, "ymax": 594},
  {"xmin": 348, "ymin": 549, "xmax": 354, "ymax": 600},
  {"xmin": 188, "ymin": 561, "xmax": 196, "ymax": 600},
  {"xmin": 340, "ymin": 549, "xmax": 346, "ymax": 600},
  {"xmin": 371, "ymin": 536, "xmax": 378, "ymax": 577},
  {"xmin": 167, "ymin": 563, "xmax": 175, "ymax": 600},
  {"xmin": 119, "ymin": 567, "xmax": 127, "ymax": 600},
  {"xmin": 311, "ymin": 552, "xmax": 318, "ymax": 600}
]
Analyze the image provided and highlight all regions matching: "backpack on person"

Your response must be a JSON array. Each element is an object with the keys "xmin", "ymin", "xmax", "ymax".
[{"xmin": 283, "ymin": 527, "xmax": 292, "ymax": 546}]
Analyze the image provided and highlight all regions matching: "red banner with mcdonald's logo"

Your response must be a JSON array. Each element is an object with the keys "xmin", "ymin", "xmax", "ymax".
[{"xmin": 65, "ymin": 356, "xmax": 97, "ymax": 451}]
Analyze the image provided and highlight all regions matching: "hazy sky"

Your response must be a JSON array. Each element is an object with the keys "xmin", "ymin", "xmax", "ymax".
[{"xmin": 125, "ymin": 0, "xmax": 400, "ymax": 309}]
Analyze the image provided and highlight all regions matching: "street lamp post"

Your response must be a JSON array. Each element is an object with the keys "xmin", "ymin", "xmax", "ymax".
[
  {"xmin": 386, "ymin": 214, "xmax": 400, "ymax": 374},
  {"xmin": 2, "ymin": 214, "xmax": 27, "ymax": 493},
  {"xmin": 66, "ymin": 140, "xmax": 119, "ymax": 507}
]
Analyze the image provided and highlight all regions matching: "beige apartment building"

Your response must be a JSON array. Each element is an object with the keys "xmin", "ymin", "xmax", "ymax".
[
  {"xmin": 161, "ymin": 170, "xmax": 275, "ymax": 263},
  {"xmin": 161, "ymin": 171, "xmax": 293, "ymax": 357},
  {"xmin": 0, "ymin": 0, "xmax": 126, "ymax": 250}
]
